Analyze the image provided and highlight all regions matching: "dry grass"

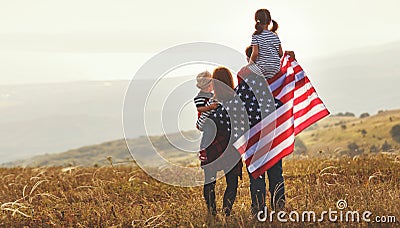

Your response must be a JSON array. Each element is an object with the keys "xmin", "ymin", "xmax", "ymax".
[{"xmin": 1, "ymin": 153, "xmax": 399, "ymax": 227}]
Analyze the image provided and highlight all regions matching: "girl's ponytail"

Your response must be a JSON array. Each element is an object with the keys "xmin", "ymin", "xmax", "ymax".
[
  {"xmin": 253, "ymin": 9, "xmax": 267, "ymax": 35},
  {"xmin": 270, "ymin": 19, "xmax": 279, "ymax": 33},
  {"xmin": 254, "ymin": 20, "xmax": 264, "ymax": 35}
]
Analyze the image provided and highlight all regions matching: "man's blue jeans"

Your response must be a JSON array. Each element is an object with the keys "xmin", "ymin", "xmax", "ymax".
[{"xmin": 247, "ymin": 159, "xmax": 285, "ymax": 213}]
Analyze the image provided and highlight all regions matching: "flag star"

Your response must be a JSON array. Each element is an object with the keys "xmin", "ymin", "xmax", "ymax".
[
  {"xmin": 238, "ymin": 92, "xmax": 242, "ymax": 97},
  {"xmin": 249, "ymin": 107, "xmax": 253, "ymax": 112},
  {"xmin": 257, "ymin": 108, "xmax": 261, "ymax": 112},
  {"xmin": 259, "ymin": 82, "xmax": 263, "ymax": 86},
  {"xmin": 244, "ymin": 78, "xmax": 248, "ymax": 82},
  {"xmin": 219, "ymin": 113, "xmax": 223, "ymax": 117},
  {"xmin": 252, "ymin": 80, "xmax": 256, "ymax": 85},
  {"xmin": 260, "ymin": 98, "xmax": 264, "ymax": 102},
  {"xmin": 256, "ymin": 115, "xmax": 260, "ymax": 120},
  {"xmin": 245, "ymin": 94, "xmax": 250, "ymax": 99},
  {"xmin": 252, "ymin": 97, "xmax": 256, "ymax": 101},
  {"xmin": 234, "ymin": 99, "xmax": 239, "ymax": 104},
  {"xmin": 234, "ymin": 127, "xmax": 238, "ymax": 131},
  {"xmin": 233, "ymin": 107, "xmax": 237, "ymax": 111},
  {"xmin": 256, "ymin": 89, "xmax": 260, "ymax": 94},
  {"xmin": 267, "ymin": 103, "xmax": 271, "ymax": 107},
  {"xmin": 227, "ymin": 128, "xmax": 231, "ymax": 132},
  {"xmin": 234, "ymin": 133, "xmax": 238, "ymax": 138},
  {"xmin": 275, "ymin": 103, "xmax": 279, "ymax": 107},
  {"xmin": 262, "ymin": 91, "xmax": 266, "ymax": 95},
  {"xmin": 268, "ymin": 98, "xmax": 272, "ymax": 102},
  {"xmin": 220, "ymin": 120, "xmax": 224, "ymax": 124},
  {"xmin": 213, "ymin": 113, "xmax": 217, "ymax": 117},
  {"xmin": 241, "ymin": 114, "xmax": 245, "ymax": 118},
  {"xmin": 265, "ymin": 109, "xmax": 270, "ymax": 113},
  {"xmin": 242, "ymin": 85, "xmax": 246, "ymax": 90},
  {"xmin": 250, "ymin": 102, "xmax": 255, "ymax": 106},
  {"xmin": 241, "ymin": 127, "xmax": 245, "ymax": 131},
  {"xmin": 226, "ymin": 107, "xmax": 230, "ymax": 111}
]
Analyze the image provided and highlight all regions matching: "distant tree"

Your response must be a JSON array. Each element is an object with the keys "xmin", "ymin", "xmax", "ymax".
[
  {"xmin": 344, "ymin": 112, "xmax": 355, "ymax": 117},
  {"xmin": 347, "ymin": 142, "xmax": 359, "ymax": 152},
  {"xmin": 294, "ymin": 138, "xmax": 307, "ymax": 155},
  {"xmin": 341, "ymin": 124, "xmax": 347, "ymax": 130},
  {"xmin": 361, "ymin": 129, "xmax": 367, "ymax": 137},
  {"xmin": 359, "ymin": 113, "xmax": 370, "ymax": 118},
  {"xmin": 370, "ymin": 145, "xmax": 378, "ymax": 153},
  {"xmin": 381, "ymin": 141, "xmax": 392, "ymax": 151},
  {"xmin": 390, "ymin": 124, "xmax": 400, "ymax": 143},
  {"xmin": 389, "ymin": 117, "xmax": 393, "ymax": 122}
]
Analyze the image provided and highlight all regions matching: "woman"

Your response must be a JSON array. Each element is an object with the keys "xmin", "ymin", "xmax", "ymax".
[{"xmin": 200, "ymin": 67, "xmax": 242, "ymax": 216}]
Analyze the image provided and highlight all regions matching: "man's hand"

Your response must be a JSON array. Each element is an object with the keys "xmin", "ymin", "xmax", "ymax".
[{"xmin": 285, "ymin": 51, "xmax": 296, "ymax": 60}]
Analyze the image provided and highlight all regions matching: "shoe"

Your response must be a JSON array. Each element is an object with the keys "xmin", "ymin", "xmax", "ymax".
[{"xmin": 274, "ymin": 199, "xmax": 285, "ymax": 211}]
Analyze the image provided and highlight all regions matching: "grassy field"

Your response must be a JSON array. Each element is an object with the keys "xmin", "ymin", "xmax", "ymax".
[
  {"xmin": 297, "ymin": 109, "xmax": 400, "ymax": 157},
  {"xmin": 1, "ymin": 153, "xmax": 399, "ymax": 227}
]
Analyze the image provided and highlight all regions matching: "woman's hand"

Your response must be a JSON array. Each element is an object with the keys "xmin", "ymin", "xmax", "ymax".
[{"xmin": 208, "ymin": 102, "xmax": 219, "ymax": 110}]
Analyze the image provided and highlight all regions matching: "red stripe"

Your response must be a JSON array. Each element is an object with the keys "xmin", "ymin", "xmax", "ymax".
[
  {"xmin": 250, "ymin": 142, "xmax": 294, "ymax": 178},
  {"xmin": 246, "ymin": 117, "xmax": 294, "ymax": 167},
  {"xmin": 294, "ymin": 109, "xmax": 330, "ymax": 135},
  {"xmin": 272, "ymin": 74, "xmax": 295, "ymax": 98},
  {"xmin": 241, "ymin": 108, "xmax": 293, "ymax": 156},
  {"xmin": 294, "ymin": 98, "xmax": 323, "ymax": 120},
  {"xmin": 293, "ymin": 86, "xmax": 317, "ymax": 105}
]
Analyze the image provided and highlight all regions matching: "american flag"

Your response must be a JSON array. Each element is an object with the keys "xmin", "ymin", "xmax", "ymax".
[{"xmin": 212, "ymin": 54, "xmax": 329, "ymax": 178}]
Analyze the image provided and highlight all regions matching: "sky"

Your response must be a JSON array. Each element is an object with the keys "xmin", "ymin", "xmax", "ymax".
[{"xmin": 0, "ymin": 0, "xmax": 399, "ymax": 84}]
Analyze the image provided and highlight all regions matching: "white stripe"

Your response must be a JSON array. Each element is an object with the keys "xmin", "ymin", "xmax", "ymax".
[
  {"xmin": 242, "ymin": 116, "xmax": 293, "ymax": 160},
  {"xmin": 233, "ymin": 101, "xmax": 292, "ymax": 149},
  {"xmin": 293, "ymin": 81, "xmax": 312, "ymax": 99},
  {"xmin": 247, "ymin": 134, "xmax": 295, "ymax": 173},
  {"xmin": 294, "ymin": 103, "xmax": 327, "ymax": 127},
  {"xmin": 293, "ymin": 91, "xmax": 319, "ymax": 113}
]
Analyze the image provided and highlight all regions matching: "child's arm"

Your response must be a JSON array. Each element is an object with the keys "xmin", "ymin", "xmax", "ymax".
[
  {"xmin": 197, "ymin": 103, "xmax": 218, "ymax": 113},
  {"xmin": 249, "ymin": 45, "xmax": 259, "ymax": 64},
  {"xmin": 278, "ymin": 45, "xmax": 284, "ymax": 58}
]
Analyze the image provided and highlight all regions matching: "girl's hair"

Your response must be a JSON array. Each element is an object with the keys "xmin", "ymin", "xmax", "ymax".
[
  {"xmin": 254, "ymin": 9, "xmax": 279, "ymax": 35},
  {"xmin": 212, "ymin": 67, "xmax": 235, "ymax": 101}
]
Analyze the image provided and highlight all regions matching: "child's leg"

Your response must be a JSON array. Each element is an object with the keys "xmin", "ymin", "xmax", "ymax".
[
  {"xmin": 199, "ymin": 118, "xmax": 216, "ymax": 150},
  {"xmin": 247, "ymin": 168, "xmax": 266, "ymax": 215},
  {"xmin": 203, "ymin": 166, "xmax": 217, "ymax": 215},
  {"xmin": 267, "ymin": 159, "xmax": 285, "ymax": 210}
]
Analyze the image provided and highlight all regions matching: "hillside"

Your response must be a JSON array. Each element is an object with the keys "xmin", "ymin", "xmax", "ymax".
[
  {"xmin": 4, "ymin": 109, "xmax": 400, "ymax": 168},
  {"xmin": 2, "ymin": 131, "xmax": 200, "ymax": 168},
  {"xmin": 297, "ymin": 109, "xmax": 400, "ymax": 157}
]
